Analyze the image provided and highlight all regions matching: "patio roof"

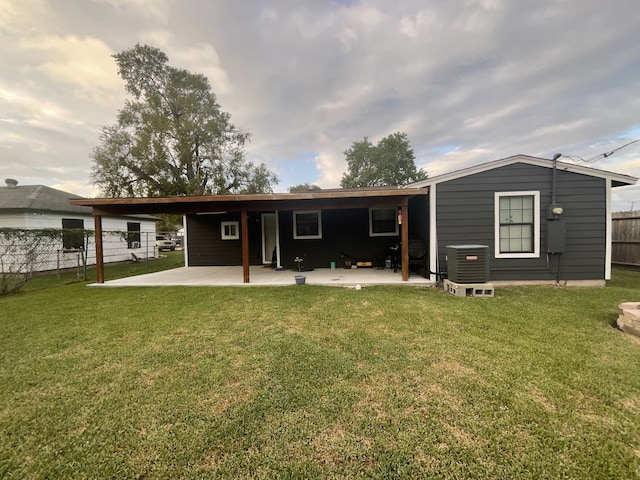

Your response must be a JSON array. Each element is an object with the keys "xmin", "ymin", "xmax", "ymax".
[
  {"xmin": 70, "ymin": 187, "xmax": 429, "ymax": 285},
  {"xmin": 70, "ymin": 187, "xmax": 428, "ymax": 216}
]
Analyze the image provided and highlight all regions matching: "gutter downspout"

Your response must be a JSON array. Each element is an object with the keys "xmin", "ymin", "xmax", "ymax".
[{"xmin": 552, "ymin": 153, "xmax": 561, "ymax": 205}]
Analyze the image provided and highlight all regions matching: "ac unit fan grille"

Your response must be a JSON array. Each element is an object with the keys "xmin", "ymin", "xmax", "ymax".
[{"xmin": 446, "ymin": 245, "xmax": 489, "ymax": 283}]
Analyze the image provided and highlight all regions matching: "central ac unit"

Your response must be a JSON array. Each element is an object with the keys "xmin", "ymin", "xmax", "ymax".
[{"xmin": 446, "ymin": 245, "xmax": 489, "ymax": 283}]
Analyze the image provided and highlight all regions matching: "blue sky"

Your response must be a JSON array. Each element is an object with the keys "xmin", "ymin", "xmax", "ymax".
[{"xmin": 1, "ymin": 0, "xmax": 639, "ymax": 210}]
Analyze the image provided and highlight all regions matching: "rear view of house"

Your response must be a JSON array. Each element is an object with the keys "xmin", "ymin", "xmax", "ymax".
[{"xmin": 72, "ymin": 154, "xmax": 636, "ymax": 286}]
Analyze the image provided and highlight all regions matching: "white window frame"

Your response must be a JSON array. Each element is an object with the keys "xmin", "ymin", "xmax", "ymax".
[
  {"xmin": 494, "ymin": 191, "xmax": 540, "ymax": 259},
  {"xmin": 221, "ymin": 221, "xmax": 239, "ymax": 240},
  {"xmin": 369, "ymin": 207, "xmax": 399, "ymax": 237},
  {"xmin": 293, "ymin": 210, "xmax": 322, "ymax": 239}
]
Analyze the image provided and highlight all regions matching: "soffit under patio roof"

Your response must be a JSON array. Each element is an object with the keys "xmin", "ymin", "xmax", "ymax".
[{"xmin": 70, "ymin": 187, "xmax": 429, "ymax": 216}]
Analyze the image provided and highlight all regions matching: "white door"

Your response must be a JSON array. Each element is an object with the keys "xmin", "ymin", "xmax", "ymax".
[{"xmin": 261, "ymin": 213, "xmax": 277, "ymax": 264}]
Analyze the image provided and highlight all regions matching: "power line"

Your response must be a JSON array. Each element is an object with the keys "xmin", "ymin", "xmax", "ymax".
[
  {"xmin": 584, "ymin": 138, "xmax": 640, "ymax": 163},
  {"xmin": 559, "ymin": 154, "xmax": 586, "ymax": 163}
]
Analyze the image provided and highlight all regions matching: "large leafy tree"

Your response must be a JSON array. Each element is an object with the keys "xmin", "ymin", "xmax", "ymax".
[
  {"xmin": 288, "ymin": 183, "xmax": 321, "ymax": 192},
  {"xmin": 340, "ymin": 132, "xmax": 427, "ymax": 188},
  {"xmin": 91, "ymin": 44, "xmax": 277, "ymax": 197}
]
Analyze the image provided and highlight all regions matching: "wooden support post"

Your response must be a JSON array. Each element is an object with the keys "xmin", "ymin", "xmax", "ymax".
[
  {"xmin": 94, "ymin": 214, "xmax": 104, "ymax": 284},
  {"xmin": 241, "ymin": 209, "xmax": 250, "ymax": 283},
  {"xmin": 401, "ymin": 203, "xmax": 409, "ymax": 281}
]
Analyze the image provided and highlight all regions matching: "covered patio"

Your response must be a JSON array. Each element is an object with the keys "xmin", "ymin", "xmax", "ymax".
[
  {"xmin": 71, "ymin": 187, "xmax": 429, "ymax": 285},
  {"xmin": 88, "ymin": 265, "xmax": 435, "ymax": 287}
]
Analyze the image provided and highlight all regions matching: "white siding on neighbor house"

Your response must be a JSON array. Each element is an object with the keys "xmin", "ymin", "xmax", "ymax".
[
  {"xmin": 99, "ymin": 216, "xmax": 157, "ymax": 265},
  {"xmin": 0, "ymin": 213, "xmax": 29, "ymax": 228},
  {"xmin": 0, "ymin": 212, "xmax": 157, "ymax": 273}
]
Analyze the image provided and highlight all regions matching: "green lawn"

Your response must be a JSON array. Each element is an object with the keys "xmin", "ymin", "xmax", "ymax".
[{"xmin": 1, "ymin": 266, "xmax": 639, "ymax": 479}]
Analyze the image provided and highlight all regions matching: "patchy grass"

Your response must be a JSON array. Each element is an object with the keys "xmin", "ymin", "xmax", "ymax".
[{"xmin": 0, "ymin": 269, "xmax": 639, "ymax": 479}]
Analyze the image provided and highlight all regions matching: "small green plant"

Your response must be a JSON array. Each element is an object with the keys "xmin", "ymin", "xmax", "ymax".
[{"xmin": 294, "ymin": 256, "xmax": 304, "ymax": 271}]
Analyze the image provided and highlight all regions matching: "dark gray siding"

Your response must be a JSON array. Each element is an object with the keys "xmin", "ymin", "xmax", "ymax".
[
  {"xmin": 277, "ymin": 200, "xmax": 428, "ymax": 271},
  {"xmin": 278, "ymin": 208, "xmax": 400, "ymax": 270},
  {"xmin": 436, "ymin": 163, "xmax": 606, "ymax": 281},
  {"xmin": 186, "ymin": 213, "xmax": 263, "ymax": 266},
  {"xmin": 409, "ymin": 195, "xmax": 429, "ymax": 245},
  {"xmin": 408, "ymin": 195, "xmax": 430, "ymax": 275},
  {"xmin": 185, "ymin": 196, "xmax": 429, "ymax": 272}
]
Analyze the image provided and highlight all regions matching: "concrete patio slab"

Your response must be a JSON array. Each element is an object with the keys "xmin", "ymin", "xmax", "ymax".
[{"xmin": 89, "ymin": 266, "xmax": 435, "ymax": 288}]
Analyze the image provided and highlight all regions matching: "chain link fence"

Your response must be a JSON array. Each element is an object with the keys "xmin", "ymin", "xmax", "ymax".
[{"xmin": 0, "ymin": 229, "xmax": 164, "ymax": 294}]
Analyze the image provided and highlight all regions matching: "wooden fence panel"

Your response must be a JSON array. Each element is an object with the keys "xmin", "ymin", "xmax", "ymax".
[{"xmin": 612, "ymin": 211, "xmax": 640, "ymax": 266}]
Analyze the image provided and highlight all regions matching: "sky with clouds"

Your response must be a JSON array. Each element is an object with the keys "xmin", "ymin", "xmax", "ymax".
[{"xmin": 1, "ymin": 0, "xmax": 640, "ymax": 210}]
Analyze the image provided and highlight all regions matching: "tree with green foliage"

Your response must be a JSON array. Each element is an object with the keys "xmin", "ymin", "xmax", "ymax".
[
  {"xmin": 340, "ymin": 132, "xmax": 427, "ymax": 188},
  {"xmin": 288, "ymin": 183, "xmax": 321, "ymax": 192},
  {"xmin": 91, "ymin": 44, "xmax": 277, "ymax": 197}
]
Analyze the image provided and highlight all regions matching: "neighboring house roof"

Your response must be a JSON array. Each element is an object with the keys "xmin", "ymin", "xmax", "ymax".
[
  {"xmin": 0, "ymin": 184, "xmax": 157, "ymax": 220},
  {"xmin": 407, "ymin": 154, "xmax": 638, "ymax": 188},
  {"xmin": 0, "ymin": 184, "xmax": 91, "ymax": 215}
]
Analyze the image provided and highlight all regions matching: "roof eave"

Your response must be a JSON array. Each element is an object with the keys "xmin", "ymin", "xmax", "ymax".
[
  {"xmin": 70, "ymin": 187, "xmax": 429, "ymax": 208},
  {"xmin": 69, "ymin": 188, "xmax": 429, "ymax": 216},
  {"xmin": 408, "ymin": 154, "xmax": 638, "ymax": 188}
]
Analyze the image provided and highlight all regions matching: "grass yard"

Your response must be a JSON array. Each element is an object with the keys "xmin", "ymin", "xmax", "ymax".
[{"xmin": 1, "ymin": 267, "xmax": 639, "ymax": 479}]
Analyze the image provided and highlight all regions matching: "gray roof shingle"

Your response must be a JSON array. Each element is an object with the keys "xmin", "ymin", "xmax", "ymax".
[{"xmin": 0, "ymin": 185, "xmax": 92, "ymax": 214}]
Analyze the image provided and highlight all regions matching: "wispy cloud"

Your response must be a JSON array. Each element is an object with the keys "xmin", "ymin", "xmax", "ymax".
[{"xmin": 0, "ymin": 0, "xmax": 637, "ymax": 208}]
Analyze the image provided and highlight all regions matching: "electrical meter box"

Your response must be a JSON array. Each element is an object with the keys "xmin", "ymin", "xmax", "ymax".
[{"xmin": 546, "ymin": 220, "xmax": 566, "ymax": 253}]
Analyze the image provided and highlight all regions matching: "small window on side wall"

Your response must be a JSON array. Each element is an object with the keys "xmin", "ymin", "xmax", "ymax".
[
  {"xmin": 369, "ymin": 208, "xmax": 398, "ymax": 237},
  {"xmin": 221, "ymin": 221, "xmax": 239, "ymax": 240},
  {"xmin": 293, "ymin": 210, "xmax": 322, "ymax": 239}
]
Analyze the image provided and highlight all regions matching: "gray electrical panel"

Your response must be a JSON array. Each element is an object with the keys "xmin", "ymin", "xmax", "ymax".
[{"xmin": 546, "ymin": 220, "xmax": 566, "ymax": 253}]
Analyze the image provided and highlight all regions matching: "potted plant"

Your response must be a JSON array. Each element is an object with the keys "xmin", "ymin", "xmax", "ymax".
[{"xmin": 294, "ymin": 256, "xmax": 306, "ymax": 284}]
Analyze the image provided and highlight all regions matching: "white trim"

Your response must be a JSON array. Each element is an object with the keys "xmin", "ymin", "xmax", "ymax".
[
  {"xmin": 221, "ymin": 221, "xmax": 239, "ymax": 240},
  {"xmin": 182, "ymin": 215, "xmax": 189, "ymax": 267},
  {"xmin": 494, "ymin": 191, "xmax": 540, "ymax": 259},
  {"xmin": 369, "ymin": 207, "xmax": 399, "ymax": 237},
  {"xmin": 605, "ymin": 178, "xmax": 612, "ymax": 280},
  {"xmin": 275, "ymin": 211, "xmax": 282, "ymax": 268},
  {"xmin": 261, "ymin": 213, "xmax": 276, "ymax": 264},
  {"xmin": 293, "ymin": 210, "xmax": 322, "ymax": 239},
  {"xmin": 429, "ymin": 183, "xmax": 438, "ymax": 282},
  {"xmin": 408, "ymin": 154, "xmax": 637, "ymax": 188}
]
